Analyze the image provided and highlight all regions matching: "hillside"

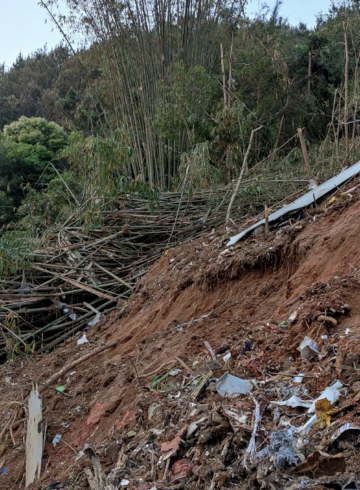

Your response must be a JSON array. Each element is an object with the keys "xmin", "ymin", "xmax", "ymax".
[{"xmin": 2, "ymin": 172, "xmax": 360, "ymax": 489}]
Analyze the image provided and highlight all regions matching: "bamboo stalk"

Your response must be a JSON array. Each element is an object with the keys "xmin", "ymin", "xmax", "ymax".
[
  {"xmin": 38, "ymin": 341, "xmax": 118, "ymax": 393},
  {"xmin": 220, "ymin": 43, "xmax": 226, "ymax": 106},
  {"xmin": 343, "ymin": 21, "xmax": 349, "ymax": 161},
  {"xmin": 226, "ymin": 126, "xmax": 263, "ymax": 222}
]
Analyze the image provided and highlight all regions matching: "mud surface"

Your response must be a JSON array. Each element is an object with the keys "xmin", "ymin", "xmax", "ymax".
[{"xmin": 2, "ymin": 180, "xmax": 360, "ymax": 489}]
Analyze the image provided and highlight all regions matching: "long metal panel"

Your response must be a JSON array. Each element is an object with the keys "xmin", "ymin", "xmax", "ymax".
[{"xmin": 227, "ymin": 161, "xmax": 360, "ymax": 246}]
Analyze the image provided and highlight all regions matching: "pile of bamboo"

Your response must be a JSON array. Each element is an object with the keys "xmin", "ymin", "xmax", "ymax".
[{"xmin": 0, "ymin": 178, "xmax": 310, "ymax": 359}]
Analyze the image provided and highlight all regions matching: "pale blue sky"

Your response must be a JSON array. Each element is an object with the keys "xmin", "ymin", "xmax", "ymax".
[{"xmin": 1, "ymin": 0, "xmax": 332, "ymax": 69}]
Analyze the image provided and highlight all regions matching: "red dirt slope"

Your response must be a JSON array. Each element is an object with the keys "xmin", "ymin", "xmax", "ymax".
[{"xmin": 2, "ymin": 180, "xmax": 360, "ymax": 489}]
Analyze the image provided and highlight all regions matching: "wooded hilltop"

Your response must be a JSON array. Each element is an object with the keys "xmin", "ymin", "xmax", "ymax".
[{"xmin": 1, "ymin": 1, "xmax": 360, "ymax": 228}]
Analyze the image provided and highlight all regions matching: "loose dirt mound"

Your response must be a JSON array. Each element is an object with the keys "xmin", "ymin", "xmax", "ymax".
[{"xmin": 3, "ymin": 180, "xmax": 360, "ymax": 489}]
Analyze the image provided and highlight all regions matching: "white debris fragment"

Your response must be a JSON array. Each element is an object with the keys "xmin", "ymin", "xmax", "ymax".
[
  {"xmin": 77, "ymin": 334, "xmax": 88, "ymax": 345},
  {"xmin": 288, "ymin": 307, "xmax": 301, "ymax": 323},
  {"xmin": 216, "ymin": 373, "xmax": 253, "ymax": 397},
  {"xmin": 292, "ymin": 374, "xmax": 305, "ymax": 384},
  {"xmin": 169, "ymin": 369, "xmax": 182, "ymax": 376},
  {"xmin": 298, "ymin": 336, "xmax": 320, "ymax": 354},
  {"xmin": 271, "ymin": 395, "xmax": 311, "ymax": 409},
  {"xmin": 307, "ymin": 381, "xmax": 344, "ymax": 413},
  {"xmin": 223, "ymin": 352, "xmax": 232, "ymax": 363},
  {"xmin": 88, "ymin": 313, "xmax": 101, "ymax": 326}
]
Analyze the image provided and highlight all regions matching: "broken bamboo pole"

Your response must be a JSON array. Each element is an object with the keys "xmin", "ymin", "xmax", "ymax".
[
  {"xmin": 226, "ymin": 126, "xmax": 263, "ymax": 222},
  {"xmin": 297, "ymin": 128, "xmax": 317, "ymax": 185},
  {"xmin": 38, "ymin": 341, "xmax": 118, "ymax": 393}
]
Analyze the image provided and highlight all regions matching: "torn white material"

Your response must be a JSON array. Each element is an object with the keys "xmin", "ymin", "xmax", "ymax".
[
  {"xmin": 120, "ymin": 479, "xmax": 130, "ymax": 486},
  {"xmin": 77, "ymin": 334, "xmax": 88, "ymax": 345},
  {"xmin": 223, "ymin": 408, "xmax": 248, "ymax": 426},
  {"xmin": 299, "ymin": 414, "xmax": 317, "ymax": 435},
  {"xmin": 169, "ymin": 369, "xmax": 182, "ymax": 376},
  {"xmin": 216, "ymin": 373, "xmax": 253, "ymax": 398},
  {"xmin": 227, "ymin": 160, "xmax": 360, "ymax": 246},
  {"xmin": 307, "ymin": 381, "xmax": 344, "ymax": 413},
  {"xmin": 330, "ymin": 423, "xmax": 360, "ymax": 443},
  {"xmin": 293, "ymin": 374, "xmax": 305, "ymax": 384},
  {"xmin": 298, "ymin": 381, "xmax": 345, "ymax": 434},
  {"xmin": 288, "ymin": 307, "xmax": 301, "ymax": 323},
  {"xmin": 88, "ymin": 313, "xmax": 101, "ymax": 326},
  {"xmin": 26, "ymin": 386, "xmax": 43, "ymax": 488},
  {"xmin": 271, "ymin": 395, "xmax": 311, "ymax": 409},
  {"xmin": 76, "ymin": 450, "xmax": 85, "ymax": 461},
  {"xmin": 298, "ymin": 336, "xmax": 320, "ymax": 354},
  {"xmin": 204, "ymin": 341, "xmax": 217, "ymax": 362},
  {"xmin": 52, "ymin": 434, "xmax": 62, "ymax": 447},
  {"xmin": 223, "ymin": 352, "xmax": 232, "ymax": 363}
]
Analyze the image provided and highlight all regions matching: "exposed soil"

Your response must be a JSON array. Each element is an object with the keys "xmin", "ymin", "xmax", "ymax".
[{"xmin": 2, "ymin": 179, "xmax": 360, "ymax": 489}]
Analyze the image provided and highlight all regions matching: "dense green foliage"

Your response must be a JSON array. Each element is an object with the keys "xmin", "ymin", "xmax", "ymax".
[
  {"xmin": 0, "ymin": 117, "xmax": 68, "ymax": 218},
  {"xmin": 1, "ymin": 1, "xmax": 360, "ymax": 232}
]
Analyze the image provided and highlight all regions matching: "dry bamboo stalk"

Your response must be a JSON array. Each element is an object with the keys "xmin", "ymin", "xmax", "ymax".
[
  {"xmin": 226, "ymin": 126, "xmax": 263, "ymax": 222},
  {"xmin": 228, "ymin": 33, "xmax": 234, "ymax": 106},
  {"xmin": 343, "ymin": 21, "xmax": 349, "ymax": 160},
  {"xmin": 264, "ymin": 205, "xmax": 270, "ymax": 235},
  {"xmin": 297, "ymin": 128, "xmax": 316, "ymax": 184},
  {"xmin": 38, "ymin": 341, "xmax": 118, "ymax": 393},
  {"xmin": 220, "ymin": 43, "xmax": 226, "ymax": 106},
  {"xmin": 30, "ymin": 265, "xmax": 117, "ymax": 301},
  {"xmin": 93, "ymin": 262, "xmax": 133, "ymax": 290}
]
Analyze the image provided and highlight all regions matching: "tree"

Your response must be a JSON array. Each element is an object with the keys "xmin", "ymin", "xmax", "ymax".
[{"xmin": 0, "ymin": 116, "xmax": 68, "ymax": 211}]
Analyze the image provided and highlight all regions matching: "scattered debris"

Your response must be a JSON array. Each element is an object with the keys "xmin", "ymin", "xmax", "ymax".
[
  {"xmin": 5, "ymin": 172, "xmax": 360, "ymax": 489},
  {"xmin": 308, "ymin": 381, "xmax": 344, "ymax": 413},
  {"xmin": 170, "ymin": 459, "xmax": 191, "ymax": 483},
  {"xmin": 294, "ymin": 451, "xmax": 345, "ymax": 476},
  {"xmin": 258, "ymin": 426, "xmax": 305, "ymax": 469},
  {"xmin": 204, "ymin": 341, "xmax": 217, "ymax": 362},
  {"xmin": 52, "ymin": 435, "xmax": 62, "ymax": 447},
  {"xmin": 77, "ymin": 333, "xmax": 89, "ymax": 345},
  {"xmin": 216, "ymin": 373, "xmax": 253, "ymax": 397},
  {"xmin": 270, "ymin": 395, "xmax": 311, "ymax": 409},
  {"xmin": 298, "ymin": 335, "xmax": 320, "ymax": 360}
]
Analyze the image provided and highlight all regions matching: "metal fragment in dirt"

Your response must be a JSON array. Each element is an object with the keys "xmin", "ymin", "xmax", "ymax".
[
  {"xmin": 77, "ymin": 333, "xmax": 88, "ymax": 345},
  {"xmin": 298, "ymin": 336, "xmax": 320, "ymax": 355},
  {"xmin": 227, "ymin": 160, "xmax": 360, "ymax": 245},
  {"xmin": 216, "ymin": 373, "xmax": 253, "ymax": 398},
  {"xmin": 271, "ymin": 395, "xmax": 311, "ymax": 409},
  {"xmin": 329, "ymin": 423, "xmax": 360, "ymax": 443},
  {"xmin": 52, "ymin": 434, "xmax": 62, "ymax": 447},
  {"xmin": 308, "ymin": 381, "xmax": 344, "ymax": 413}
]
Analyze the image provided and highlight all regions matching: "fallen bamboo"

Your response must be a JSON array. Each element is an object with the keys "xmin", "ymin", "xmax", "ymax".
[
  {"xmin": 38, "ymin": 341, "xmax": 118, "ymax": 393},
  {"xmin": 226, "ymin": 126, "xmax": 263, "ymax": 222},
  {"xmin": 93, "ymin": 262, "xmax": 133, "ymax": 290},
  {"xmin": 30, "ymin": 265, "xmax": 118, "ymax": 301}
]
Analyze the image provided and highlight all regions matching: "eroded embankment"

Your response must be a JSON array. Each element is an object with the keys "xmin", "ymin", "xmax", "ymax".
[{"xmin": 3, "ymin": 184, "xmax": 360, "ymax": 489}]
